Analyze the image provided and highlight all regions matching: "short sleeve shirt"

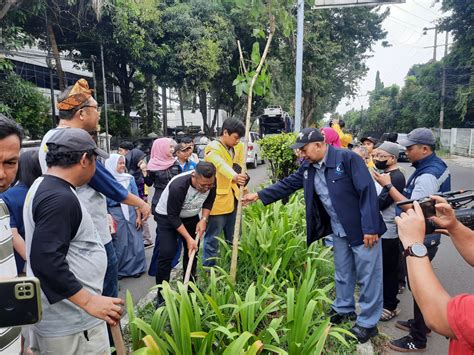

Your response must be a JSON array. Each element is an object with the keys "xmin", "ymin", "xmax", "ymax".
[{"xmin": 447, "ymin": 294, "xmax": 474, "ymax": 355}]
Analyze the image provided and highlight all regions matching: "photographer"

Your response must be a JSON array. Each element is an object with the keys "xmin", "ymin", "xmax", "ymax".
[
  {"xmin": 395, "ymin": 197, "xmax": 474, "ymax": 354},
  {"xmin": 374, "ymin": 127, "xmax": 451, "ymax": 352}
]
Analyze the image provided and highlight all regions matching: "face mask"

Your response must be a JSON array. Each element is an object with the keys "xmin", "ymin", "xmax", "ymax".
[{"xmin": 374, "ymin": 159, "xmax": 388, "ymax": 170}]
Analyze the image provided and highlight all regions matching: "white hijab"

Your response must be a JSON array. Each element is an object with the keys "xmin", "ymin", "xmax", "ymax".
[{"xmin": 105, "ymin": 153, "xmax": 133, "ymax": 221}]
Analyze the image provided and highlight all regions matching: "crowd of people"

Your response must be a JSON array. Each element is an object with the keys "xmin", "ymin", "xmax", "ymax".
[{"xmin": 0, "ymin": 77, "xmax": 472, "ymax": 355}]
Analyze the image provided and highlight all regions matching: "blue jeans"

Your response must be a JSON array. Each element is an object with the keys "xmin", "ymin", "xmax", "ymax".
[
  {"xmin": 332, "ymin": 234, "xmax": 383, "ymax": 328},
  {"xmin": 102, "ymin": 241, "xmax": 119, "ymax": 298},
  {"xmin": 202, "ymin": 209, "xmax": 237, "ymax": 267}
]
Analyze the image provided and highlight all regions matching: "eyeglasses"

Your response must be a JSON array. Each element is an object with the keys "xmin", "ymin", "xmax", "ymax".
[
  {"xmin": 374, "ymin": 154, "xmax": 394, "ymax": 160},
  {"xmin": 82, "ymin": 105, "xmax": 102, "ymax": 114}
]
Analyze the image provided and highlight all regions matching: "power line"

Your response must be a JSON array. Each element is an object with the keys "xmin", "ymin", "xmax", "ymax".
[
  {"xmin": 393, "ymin": 5, "xmax": 434, "ymax": 23},
  {"xmin": 411, "ymin": 0, "xmax": 439, "ymax": 16}
]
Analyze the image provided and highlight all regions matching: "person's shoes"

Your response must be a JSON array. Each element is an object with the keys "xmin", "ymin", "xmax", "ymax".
[
  {"xmin": 395, "ymin": 319, "xmax": 431, "ymax": 336},
  {"xmin": 388, "ymin": 335, "xmax": 426, "ymax": 352},
  {"xmin": 380, "ymin": 307, "xmax": 401, "ymax": 321},
  {"xmin": 349, "ymin": 325, "xmax": 378, "ymax": 344},
  {"xmin": 155, "ymin": 295, "xmax": 165, "ymax": 309},
  {"xmin": 329, "ymin": 309, "xmax": 357, "ymax": 324},
  {"xmin": 144, "ymin": 242, "xmax": 154, "ymax": 249}
]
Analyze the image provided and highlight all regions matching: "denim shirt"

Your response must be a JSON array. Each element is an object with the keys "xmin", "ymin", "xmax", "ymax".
[{"xmin": 313, "ymin": 152, "xmax": 347, "ymax": 237}]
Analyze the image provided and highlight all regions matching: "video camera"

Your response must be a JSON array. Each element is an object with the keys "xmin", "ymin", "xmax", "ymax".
[{"xmin": 396, "ymin": 190, "xmax": 474, "ymax": 234}]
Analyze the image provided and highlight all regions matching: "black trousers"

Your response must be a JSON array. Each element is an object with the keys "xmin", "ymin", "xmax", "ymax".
[
  {"xmin": 407, "ymin": 241, "xmax": 439, "ymax": 346},
  {"xmin": 154, "ymin": 214, "xmax": 200, "ymax": 291},
  {"xmin": 382, "ymin": 238, "xmax": 400, "ymax": 311}
]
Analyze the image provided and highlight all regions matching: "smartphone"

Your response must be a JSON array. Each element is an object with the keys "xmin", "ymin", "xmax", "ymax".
[
  {"xmin": 0, "ymin": 277, "xmax": 42, "ymax": 327},
  {"xmin": 418, "ymin": 197, "xmax": 436, "ymax": 218}
]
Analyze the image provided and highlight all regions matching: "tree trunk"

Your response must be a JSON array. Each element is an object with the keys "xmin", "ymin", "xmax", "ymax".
[
  {"xmin": 302, "ymin": 91, "xmax": 314, "ymax": 128},
  {"xmin": 145, "ymin": 71, "xmax": 154, "ymax": 134},
  {"xmin": 199, "ymin": 89, "xmax": 209, "ymax": 134},
  {"xmin": 209, "ymin": 97, "xmax": 220, "ymax": 134},
  {"xmin": 161, "ymin": 86, "xmax": 167, "ymax": 135},
  {"xmin": 47, "ymin": 22, "xmax": 65, "ymax": 91},
  {"xmin": 191, "ymin": 92, "xmax": 196, "ymax": 113},
  {"xmin": 178, "ymin": 87, "xmax": 185, "ymax": 130}
]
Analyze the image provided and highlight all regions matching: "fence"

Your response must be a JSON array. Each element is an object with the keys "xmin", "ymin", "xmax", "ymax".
[{"xmin": 435, "ymin": 128, "xmax": 474, "ymax": 157}]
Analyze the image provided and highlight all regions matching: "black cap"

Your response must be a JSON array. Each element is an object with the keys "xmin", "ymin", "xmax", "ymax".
[
  {"xmin": 290, "ymin": 128, "xmax": 325, "ymax": 149},
  {"xmin": 360, "ymin": 136, "xmax": 378, "ymax": 145},
  {"xmin": 46, "ymin": 128, "xmax": 109, "ymax": 159}
]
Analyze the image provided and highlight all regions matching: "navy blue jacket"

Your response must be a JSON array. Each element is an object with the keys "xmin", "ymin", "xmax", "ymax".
[{"xmin": 258, "ymin": 145, "xmax": 386, "ymax": 247}]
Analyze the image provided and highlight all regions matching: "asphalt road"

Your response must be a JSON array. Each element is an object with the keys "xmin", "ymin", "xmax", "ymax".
[{"xmin": 119, "ymin": 156, "xmax": 474, "ymax": 355}]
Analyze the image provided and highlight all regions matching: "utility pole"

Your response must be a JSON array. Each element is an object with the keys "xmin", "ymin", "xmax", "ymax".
[
  {"xmin": 439, "ymin": 31, "xmax": 449, "ymax": 129},
  {"xmin": 91, "ymin": 55, "xmax": 97, "ymax": 99},
  {"xmin": 423, "ymin": 26, "xmax": 438, "ymax": 61},
  {"xmin": 44, "ymin": 8, "xmax": 56, "ymax": 128},
  {"xmin": 100, "ymin": 43, "xmax": 110, "ymax": 153},
  {"xmin": 294, "ymin": 0, "xmax": 304, "ymax": 132}
]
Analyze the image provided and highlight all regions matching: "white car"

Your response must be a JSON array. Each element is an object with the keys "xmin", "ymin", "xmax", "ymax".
[
  {"xmin": 243, "ymin": 132, "xmax": 264, "ymax": 169},
  {"xmin": 263, "ymin": 105, "xmax": 283, "ymax": 117}
]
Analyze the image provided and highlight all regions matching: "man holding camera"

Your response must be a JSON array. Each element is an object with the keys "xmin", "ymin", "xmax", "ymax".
[
  {"xmin": 395, "ymin": 197, "xmax": 474, "ymax": 354},
  {"xmin": 374, "ymin": 127, "xmax": 451, "ymax": 352}
]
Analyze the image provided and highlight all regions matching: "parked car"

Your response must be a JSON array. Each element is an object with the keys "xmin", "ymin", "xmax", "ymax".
[
  {"xmin": 243, "ymin": 132, "xmax": 264, "ymax": 169},
  {"xmin": 263, "ymin": 105, "xmax": 283, "ymax": 117}
]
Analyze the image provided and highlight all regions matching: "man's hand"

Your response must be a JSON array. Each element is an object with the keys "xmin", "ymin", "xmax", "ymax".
[
  {"xmin": 138, "ymin": 201, "xmax": 151, "ymax": 220},
  {"xmin": 196, "ymin": 220, "xmax": 207, "ymax": 238},
  {"xmin": 83, "ymin": 295, "xmax": 124, "ymax": 326},
  {"xmin": 242, "ymin": 192, "xmax": 259, "ymax": 206},
  {"xmin": 233, "ymin": 173, "xmax": 247, "ymax": 187},
  {"xmin": 135, "ymin": 215, "xmax": 142, "ymax": 230},
  {"xmin": 186, "ymin": 237, "xmax": 198, "ymax": 257},
  {"xmin": 363, "ymin": 234, "xmax": 379, "ymax": 248},
  {"xmin": 373, "ymin": 171, "xmax": 392, "ymax": 187},
  {"xmin": 429, "ymin": 195, "xmax": 459, "ymax": 231},
  {"xmin": 395, "ymin": 201, "xmax": 426, "ymax": 249}
]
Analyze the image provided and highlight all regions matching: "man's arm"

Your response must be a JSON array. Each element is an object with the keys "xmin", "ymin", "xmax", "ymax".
[
  {"xmin": 395, "ymin": 202, "xmax": 455, "ymax": 338},
  {"xmin": 205, "ymin": 145, "xmax": 247, "ymax": 186},
  {"xmin": 373, "ymin": 171, "xmax": 408, "ymax": 209},
  {"xmin": 254, "ymin": 164, "xmax": 305, "ymax": 205}
]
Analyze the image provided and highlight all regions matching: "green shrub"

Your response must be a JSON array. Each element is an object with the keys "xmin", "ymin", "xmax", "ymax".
[
  {"xmin": 125, "ymin": 193, "xmax": 356, "ymax": 354},
  {"xmin": 259, "ymin": 133, "xmax": 299, "ymax": 182}
]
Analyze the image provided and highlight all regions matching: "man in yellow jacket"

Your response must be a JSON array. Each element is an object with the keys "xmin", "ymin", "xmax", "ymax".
[{"xmin": 202, "ymin": 118, "xmax": 248, "ymax": 267}]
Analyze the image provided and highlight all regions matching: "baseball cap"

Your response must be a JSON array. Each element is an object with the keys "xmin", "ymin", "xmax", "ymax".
[
  {"xmin": 377, "ymin": 141, "xmax": 400, "ymax": 157},
  {"xmin": 290, "ymin": 128, "xmax": 325, "ymax": 149},
  {"xmin": 175, "ymin": 143, "xmax": 192, "ymax": 151},
  {"xmin": 46, "ymin": 128, "xmax": 109, "ymax": 159},
  {"xmin": 360, "ymin": 136, "xmax": 378, "ymax": 145},
  {"xmin": 398, "ymin": 128, "xmax": 436, "ymax": 147}
]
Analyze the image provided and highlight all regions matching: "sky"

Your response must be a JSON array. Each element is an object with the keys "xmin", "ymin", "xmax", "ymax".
[{"xmin": 335, "ymin": 0, "xmax": 450, "ymax": 114}]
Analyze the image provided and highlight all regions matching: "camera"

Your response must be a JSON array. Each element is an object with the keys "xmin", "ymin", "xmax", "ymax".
[{"xmin": 397, "ymin": 190, "xmax": 474, "ymax": 234}]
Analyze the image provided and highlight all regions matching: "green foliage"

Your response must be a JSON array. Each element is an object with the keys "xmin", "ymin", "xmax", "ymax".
[
  {"xmin": 0, "ymin": 74, "xmax": 50, "ymax": 138},
  {"xmin": 259, "ymin": 133, "xmax": 299, "ymax": 182},
  {"xmin": 100, "ymin": 110, "xmax": 132, "ymax": 138},
  {"xmin": 127, "ymin": 194, "xmax": 356, "ymax": 354}
]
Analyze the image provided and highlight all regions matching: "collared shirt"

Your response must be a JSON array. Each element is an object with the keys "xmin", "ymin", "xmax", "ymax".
[{"xmin": 313, "ymin": 150, "xmax": 347, "ymax": 237}]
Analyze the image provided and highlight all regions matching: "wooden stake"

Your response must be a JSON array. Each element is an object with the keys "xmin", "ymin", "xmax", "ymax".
[
  {"xmin": 111, "ymin": 323, "xmax": 127, "ymax": 355},
  {"xmin": 184, "ymin": 232, "xmax": 201, "ymax": 291},
  {"xmin": 230, "ymin": 14, "xmax": 276, "ymax": 284}
]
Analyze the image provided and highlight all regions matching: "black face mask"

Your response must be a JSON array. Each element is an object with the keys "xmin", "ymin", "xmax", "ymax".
[{"xmin": 374, "ymin": 159, "xmax": 389, "ymax": 170}]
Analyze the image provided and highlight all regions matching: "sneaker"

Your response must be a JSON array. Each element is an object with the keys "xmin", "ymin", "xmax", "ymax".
[
  {"xmin": 349, "ymin": 325, "xmax": 378, "ymax": 344},
  {"xmin": 389, "ymin": 335, "xmax": 426, "ymax": 352},
  {"xmin": 329, "ymin": 309, "xmax": 357, "ymax": 324},
  {"xmin": 395, "ymin": 319, "xmax": 431, "ymax": 336},
  {"xmin": 144, "ymin": 242, "xmax": 154, "ymax": 249}
]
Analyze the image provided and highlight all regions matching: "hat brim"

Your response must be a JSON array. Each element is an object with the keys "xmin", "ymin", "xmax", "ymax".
[
  {"xmin": 290, "ymin": 142, "xmax": 307, "ymax": 149},
  {"xmin": 94, "ymin": 147, "xmax": 110, "ymax": 159},
  {"xmin": 361, "ymin": 137, "xmax": 377, "ymax": 144},
  {"xmin": 397, "ymin": 137, "xmax": 417, "ymax": 147}
]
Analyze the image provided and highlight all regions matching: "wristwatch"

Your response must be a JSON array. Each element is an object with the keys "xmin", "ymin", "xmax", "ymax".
[
  {"xmin": 201, "ymin": 216, "xmax": 209, "ymax": 223},
  {"xmin": 384, "ymin": 183, "xmax": 393, "ymax": 190},
  {"xmin": 403, "ymin": 242, "xmax": 428, "ymax": 258}
]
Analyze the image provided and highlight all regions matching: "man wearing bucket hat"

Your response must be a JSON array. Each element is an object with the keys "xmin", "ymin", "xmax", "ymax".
[
  {"xmin": 374, "ymin": 127, "xmax": 451, "ymax": 352},
  {"xmin": 243, "ymin": 128, "xmax": 386, "ymax": 344},
  {"xmin": 24, "ymin": 128, "xmax": 124, "ymax": 354}
]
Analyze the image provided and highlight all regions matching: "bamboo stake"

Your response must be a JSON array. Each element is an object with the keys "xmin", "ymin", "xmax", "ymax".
[
  {"xmin": 111, "ymin": 323, "xmax": 127, "ymax": 355},
  {"xmin": 230, "ymin": 14, "xmax": 276, "ymax": 284},
  {"xmin": 184, "ymin": 232, "xmax": 201, "ymax": 291}
]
